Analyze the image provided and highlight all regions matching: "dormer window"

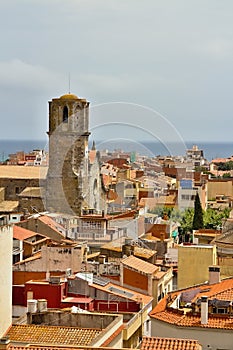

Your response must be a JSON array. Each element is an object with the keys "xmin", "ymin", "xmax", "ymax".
[{"xmin": 63, "ymin": 106, "xmax": 68, "ymax": 123}]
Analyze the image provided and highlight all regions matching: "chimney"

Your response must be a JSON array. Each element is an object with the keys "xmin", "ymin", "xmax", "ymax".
[
  {"xmin": 201, "ymin": 296, "xmax": 208, "ymax": 325},
  {"xmin": 0, "ymin": 337, "xmax": 10, "ymax": 350},
  {"xmin": 209, "ymin": 266, "xmax": 220, "ymax": 285},
  {"xmin": 160, "ymin": 232, "xmax": 165, "ymax": 241},
  {"xmin": 98, "ymin": 255, "xmax": 106, "ymax": 264}
]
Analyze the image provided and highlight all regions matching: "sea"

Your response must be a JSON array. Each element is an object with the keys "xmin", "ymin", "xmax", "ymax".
[{"xmin": 0, "ymin": 139, "xmax": 232, "ymax": 162}]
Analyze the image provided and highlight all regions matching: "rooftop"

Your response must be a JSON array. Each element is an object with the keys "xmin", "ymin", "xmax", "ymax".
[
  {"xmin": 141, "ymin": 336, "xmax": 201, "ymax": 350},
  {"xmin": 101, "ymin": 237, "xmax": 156, "ymax": 259},
  {"xmin": 0, "ymin": 165, "xmax": 47, "ymax": 179},
  {"xmin": 6, "ymin": 324, "xmax": 101, "ymax": 346},
  {"xmin": 150, "ymin": 277, "xmax": 233, "ymax": 330},
  {"xmin": 60, "ymin": 93, "xmax": 79, "ymax": 100},
  {"xmin": 37, "ymin": 215, "xmax": 65, "ymax": 234},
  {"xmin": 18, "ymin": 187, "xmax": 44, "ymax": 198},
  {"xmin": 0, "ymin": 200, "xmax": 18, "ymax": 212},
  {"xmin": 121, "ymin": 255, "xmax": 159, "ymax": 275},
  {"xmin": 13, "ymin": 226, "xmax": 44, "ymax": 241},
  {"xmin": 90, "ymin": 280, "xmax": 153, "ymax": 306}
]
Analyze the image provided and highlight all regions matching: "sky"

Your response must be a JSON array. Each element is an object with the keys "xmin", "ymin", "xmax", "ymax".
[{"xmin": 1, "ymin": 0, "xmax": 233, "ymax": 145}]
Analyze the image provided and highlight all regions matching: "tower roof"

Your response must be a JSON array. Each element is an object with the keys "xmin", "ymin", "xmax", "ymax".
[{"xmin": 60, "ymin": 93, "xmax": 79, "ymax": 100}]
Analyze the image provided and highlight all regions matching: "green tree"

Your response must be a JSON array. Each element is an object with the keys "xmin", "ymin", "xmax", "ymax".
[
  {"xmin": 169, "ymin": 208, "xmax": 183, "ymax": 222},
  {"xmin": 203, "ymin": 208, "xmax": 230, "ymax": 229},
  {"xmin": 149, "ymin": 206, "xmax": 172, "ymax": 218},
  {"xmin": 222, "ymin": 173, "xmax": 231, "ymax": 178},
  {"xmin": 180, "ymin": 208, "xmax": 194, "ymax": 233},
  {"xmin": 192, "ymin": 193, "xmax": 204, "ymax": 230}
]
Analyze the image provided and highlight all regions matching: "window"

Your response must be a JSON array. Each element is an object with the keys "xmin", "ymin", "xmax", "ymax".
[
  {"xmin": 181, "ymin": 194, "xmax": 195, "ymax": 201},
  {"xmin": 63, "ymin": 106, "xmax": 68, "ymax": 123},
  {"xmin": 213, "ymin": 307, "xmax": 228, "ymax": 314},
  {"xmin": 82, "ymin": 220, "xmax": 102, "ymax": 230},
  {"xmin": 146, "ymin": 320, "xmax": 150, "ymax": 333}
]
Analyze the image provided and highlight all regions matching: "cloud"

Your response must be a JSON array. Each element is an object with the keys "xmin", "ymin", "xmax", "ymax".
[
  {"xmin": 191, "ymin": 39, "xmax": 233, "ymax": 60},
  {"xmin": 0, "ymin": 59, "xmax": 63, "ymax": 92}
]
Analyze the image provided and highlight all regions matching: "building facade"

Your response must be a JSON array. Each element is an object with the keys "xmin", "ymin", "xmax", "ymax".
[
  {"xmin": 46, "ymin": 93, "xmax": 103, "ymax": 215},
  {"xmin": 0, "ymin": 225, "xmax": 12, "ymax": 338}
]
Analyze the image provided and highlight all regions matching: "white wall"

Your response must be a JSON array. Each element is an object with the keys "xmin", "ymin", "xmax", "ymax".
[
  {"xmin": 151, "ymin": 318, "xmax": 232, "ymax": 350},
  {"xmin": 0, "ymin": 225, "xmax": 12, "ymax": 337}
]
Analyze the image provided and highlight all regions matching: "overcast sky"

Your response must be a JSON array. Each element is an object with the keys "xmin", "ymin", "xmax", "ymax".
[{"xmin": 1, "ymin": 0, "xmax": 233, "ymax": 145}]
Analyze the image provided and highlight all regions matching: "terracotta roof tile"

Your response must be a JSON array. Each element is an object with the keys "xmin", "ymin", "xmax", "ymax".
[
  {"xmin": 38, "ymin": 215, "xmax": 65, "ymax": 234},
  {"xmin": 18, "ymin": 187, "xmax": 43, "ymax": 198},
  {"xmin": 7, "ymin": 324, "xmax": 101, "ymax": 346},
  {"xmin": 122, "ymin": 255, "xmax": 159, "ymax": 274},
  {"xmin": 0, "ymin": 201, "xmax": 18, "ymax": 212},
  {"xmin": 0, "ymin": 165, "xmax": 47, "ymax": 179},
  {"xmin": 13, "ymin": 251, "xmax": 41, "ymax": 265},
  {"xmin": 192, "ymin": 278, "xmax": 233, "ymax": 302},
  {"xmin": 134, "ymin": 246, "xmax": 156, "ymax": 259},
  {"xmin": 150, "ymin": 278, "xmax": 233, "ymax": 330},
  {"xmin": 141, "ymin": 336, "xmax": 201, "ymax": 350},
  {"xmin": 13, "ymin": 226, "xmax": 42, "ymax": 241},
  {"xmin": 152, "ymin": 308, "xmax": 233, "ymax": 329},
  {"xmin": 101, "ymin": 239, "xmax": 156, "ymax": 259}
]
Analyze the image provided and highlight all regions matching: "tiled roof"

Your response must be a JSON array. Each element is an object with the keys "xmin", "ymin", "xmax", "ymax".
[
  {"xmin": 13, "ymin": 226, "xmax": 41, "ymax": 241},
  {"xmin": 101, "ymin": 238, "xmax": 156, "ymax": 259},
  {"xmin": 109, "ymin": 210, "xmax": 137, "ymax": 220},
  {"xmin": 38, "ymin": 215, "xmax": 65, "ymax": 234},
  {"xmin": 141, "ymin": 336, "xmax": 201, "ymax": 350},
  {"xmin": 0, "ymin": 200, "xmax": 18, "ymax": 212},
  {"xmin": 7, "ymin": 324, "xmax": 101, "ymax": 346},
  {"xmin": 18, "ymin": 187, "xmax": 43, "ymax": 198},
  {"xmin": 9, "ymin": 347, "xmax": 77, "ymax": 350},
  {"xmin": 90, "ymin": 280, "xmax": 153, "ymax": 306},
  {"xmin": 62, "ymin": 296, "xmax": 93, "ymax": 304},
  {"xmin": 122, "ymin": 255, "xmax": 158, "ymax": 275},
  {"xmin": 87, "ymin": 252, "xmax": 100, "ymax": 260},
  {"xmin": 194, "ymin": 229, "xmax": 220, "ymax": 237},
  {"xmin": 139, "ymin": 194, "xmax": 177, "ymax": 209},
  {"xmin": 150, "ymin": 277, "xmax": 233, "ymax": 330},
  {"xmin": 192, "ymin": 278, "xmax": 233, "ymax": 302},
  {"xmin": 0, "ymin": 165, "xmax": 47, "ymax": 179},
  {"xmin": 13, "ymin": 252, "xmax": 41, "ymax": 265},
  {"xmin": 151, "ymin": 307, "xmax": 233, "ymax": 329},
  {"xmin": 134, "ymin": 246, "xmax": 157, "ymax": 259},
  {"xmin": 211, "ymin": 157, "xmax": 233, "ymax": 163},
  {"xmin": 9, "ymin": 347, "xmax": 121, "ymax": 350},
  {"xmin": 215, "ymin": 231, "xmax": 233, "ymax": 245}
]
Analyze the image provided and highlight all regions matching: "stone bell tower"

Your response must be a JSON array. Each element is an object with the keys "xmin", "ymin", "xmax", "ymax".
[{"xmin": 46, "ymin": 93, "xmax": 90, "ymax": 215}]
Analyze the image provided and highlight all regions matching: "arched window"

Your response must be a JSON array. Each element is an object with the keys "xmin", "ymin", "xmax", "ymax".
[{"xmin": 63, "ymin": 106, "xmax": 68, "ymax": 123}]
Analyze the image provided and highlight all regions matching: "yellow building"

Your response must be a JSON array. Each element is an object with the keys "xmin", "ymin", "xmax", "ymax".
[
  {"xmin": 178, "ymin": 244, "xmax": 217, "ymax": 289},
  {"xmin": 208, "ymin": 178, "xmax": 233, "ymax": 201}
]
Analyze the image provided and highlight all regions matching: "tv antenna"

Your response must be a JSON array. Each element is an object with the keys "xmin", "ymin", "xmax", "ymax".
[{"xmin": 68, "ymin": 72, "xmax": 71, "ymax": 93}]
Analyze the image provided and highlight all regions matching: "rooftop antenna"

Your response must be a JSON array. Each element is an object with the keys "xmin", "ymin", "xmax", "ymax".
[{"xmin": 68, "ymin": 72, "xmax": 71, "ymax": 94}]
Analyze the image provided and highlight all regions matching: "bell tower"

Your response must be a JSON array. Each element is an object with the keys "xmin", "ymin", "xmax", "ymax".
[{"xmin": 46, "ymin": 93, "xmax": 90, "ymax": 215}]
